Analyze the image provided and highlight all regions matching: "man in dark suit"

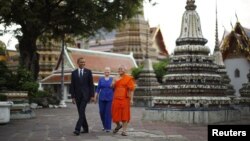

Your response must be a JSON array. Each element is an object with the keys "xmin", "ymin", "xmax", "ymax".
[{"xmin": 70, "ymin": 57, "xmax": 95, "ymax": 136}]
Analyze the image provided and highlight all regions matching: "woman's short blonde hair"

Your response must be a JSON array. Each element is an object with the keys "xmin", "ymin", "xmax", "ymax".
[{"xmin": 104, "ymin": 67, "xmax": 111, "ymax": 72}]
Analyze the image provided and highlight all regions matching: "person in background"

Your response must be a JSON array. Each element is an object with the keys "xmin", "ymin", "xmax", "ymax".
[
  {"xmin": 94, "ymin": 67, "xmax": 114, "ymax": 132},
  {"xmin": 70, "ymin": 57, "xmax": 95, "ymax": 136},
  {"xmin": 111, "ymin": 65, "xmax": 135, "ymax": 136}
]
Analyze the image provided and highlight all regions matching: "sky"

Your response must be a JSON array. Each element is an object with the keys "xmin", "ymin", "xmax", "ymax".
[
  {"xmin": 0, "ymin": 25, "xmax": 18, "ymax": 50},
  {"xmin": 144, "ymin": 0, "xmax": 250, "ymax": 54},
  {"xmin": 1, "ymin": 0, "xmax": 250, "ymax": 54}
]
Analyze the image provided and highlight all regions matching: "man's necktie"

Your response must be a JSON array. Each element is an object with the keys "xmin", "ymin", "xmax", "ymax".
[{"xmin": 80, "ymin": 69, "xmax": 83, "ymax": 77}]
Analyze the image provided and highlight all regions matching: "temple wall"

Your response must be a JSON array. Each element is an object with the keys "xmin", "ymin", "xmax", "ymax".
[{"xmin": 224, "ymin": 57, "xmax": 250, "ymax": 96}]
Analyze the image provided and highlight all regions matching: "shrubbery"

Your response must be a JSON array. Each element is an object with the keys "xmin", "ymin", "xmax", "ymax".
[
  {"xmin": 153, "ymin": 58, "xmax": 169, "ymax": 83},
  {"xmin": 131, "ymin": 65, "xmax": 143, "ymax": 80},
  {"xmin": 131, "ymin": 58, "xmax": 169, "ymax": 83},
  {"xmin": 0, "ymin": 61, "xmax": 59, "ymax": 107},
  {"xmin": 30, "ymin": 90, "xmax": 60, "ymax": 107},
  {"xmin": 0, "ymin": 94, "xmax": 7, "ymax": 101}
]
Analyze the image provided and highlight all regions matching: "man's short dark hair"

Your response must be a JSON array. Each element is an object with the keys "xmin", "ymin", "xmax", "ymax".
[{"xmin": 77, "ymin": 57, "xmax": 85, "ymax": 63}]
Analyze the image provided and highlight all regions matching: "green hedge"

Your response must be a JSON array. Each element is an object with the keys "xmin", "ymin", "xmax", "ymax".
[{"xmin": 0, "ymin": 94, "xmax": 7, "ymax": 101}]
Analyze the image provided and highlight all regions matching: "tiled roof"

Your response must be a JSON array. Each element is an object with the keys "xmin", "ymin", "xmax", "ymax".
[
  {"xmin": 220, "ymin": 22, "xmax": 250, "ymax": 60},
  {"xmin": 150, "ymin": 26, "xmax": 168, "ymax": 56},
  {"xmin": 42, "ymin": 47, "xmax": 137, "ymax": 84},
  {"xmin": 62, "ymin": 47, "xmax": 137, "ymax": 73}
]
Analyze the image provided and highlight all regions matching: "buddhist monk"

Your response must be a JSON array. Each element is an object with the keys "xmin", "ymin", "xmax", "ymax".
[{"xmin": 111, "ymin": 65, "xmax": 135, "ymax": 136}]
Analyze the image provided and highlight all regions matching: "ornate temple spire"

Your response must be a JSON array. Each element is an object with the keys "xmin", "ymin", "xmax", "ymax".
[
  {"xmin": 185, "ymin": 0, "xmax": 196, "ymax": 10},
  {"xmin": 113, "ymin": 12, "xmax": 157, "ymax": 66},
  {"xmin": 137, "ymin": 23, "xmax": 159, "ymax": 87},
  {"xmin": 176, "ymin": 0, "xmax": 207, "ymax": 46},
  {"xmin": 212, "ymin": 1, "xmax": 235, "ymax": 96},
  {"xmin": 145, "ymin": 23, "xmax": 149, "ymax": 59},
  {"xmin": 212, "ymin": 1, "xmax": 224, "ymax": 66},
  {"xmin": 133, "ymin": 20, "xmax": 160, "ymax": 107},
  {"xmin": 214, "ymin": 1, "xmax": 220, "ymax": 52},
  {"xmin": 164, "ymin": 0, "xmax": 227, "ymax": 99}
]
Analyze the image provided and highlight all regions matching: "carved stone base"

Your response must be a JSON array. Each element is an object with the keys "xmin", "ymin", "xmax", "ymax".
[
  {"xmin": 231, "ymin": 97, "xmax": 250, "ymax": 116},
  {"xmin": 142, "ymin": 107, "xmax": 241, "ymax": 124},
  {"xmin": 134, "ymin": 87, "xmax": 162, "ymax": 107},
  {"xmin": 152, "ymin": 96, "xmax": 232, "ymax": 108},
  {"xmin": 133, "ymin": 96, "xmax": 154, "ymax": 107},
  {"xmin": 232, "ymin": 105, "xmax": 250, "ymax": 116}
]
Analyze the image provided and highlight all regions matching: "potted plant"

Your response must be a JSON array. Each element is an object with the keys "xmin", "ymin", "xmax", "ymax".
[{"xmin": 0, "ymin": 94, "xmax": 13, "ymax": 124}]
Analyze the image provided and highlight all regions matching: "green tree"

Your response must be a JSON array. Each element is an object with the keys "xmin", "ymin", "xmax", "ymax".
[
  {"xmin": 131, "ymin": 65, "xmax": 143, "ymax": 79},
  {"xmin": 15, "ymin": 66, "xmax": 39, "ymax": 94},
  {"xmin": 0, "ymin": 0, "xmax": 143, "ymax": 79},
  {"xmin": 0, "ymin": 41, "xmax": 6, "ymax": 55},
  {"xmin": 0, "ymin": 61, "xmax": 12, "ymax": 90},
  {"xmin": 153, "ymin": 58, "xmax": 169, "ymax": 83},
  {"xmin": 131, "ymin": 58, "xmax": 169, "ymax": 83}
]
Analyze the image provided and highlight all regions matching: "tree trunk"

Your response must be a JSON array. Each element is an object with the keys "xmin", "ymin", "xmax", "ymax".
[{"xmin": 18, "ymin": 34, "xmax": 39, "ymax": 80}]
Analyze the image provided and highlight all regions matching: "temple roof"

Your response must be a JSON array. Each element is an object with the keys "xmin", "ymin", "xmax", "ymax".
[
  {"xmin": 150, "ymin": 26, "xmax": 169, "ymax": 57},
  {"xmin": 220, "ymin": 22, "xmax": 250, "ymax": 61},
  {"xmin": 41, "ymin": 47, "xmax": 137, "ymax": 84},
  {"xmin": 57, "ymin": 47, "xmax": 137, "ymax": 72}
]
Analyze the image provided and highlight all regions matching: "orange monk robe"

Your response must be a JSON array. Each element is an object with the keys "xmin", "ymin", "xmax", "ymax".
[{"xmin": 111, "ymin": 74, "xmax": 135, "ymax": 123}]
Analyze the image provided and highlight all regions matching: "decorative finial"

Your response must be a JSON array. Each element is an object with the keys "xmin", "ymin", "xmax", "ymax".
[
  {"xmin": 230, "ymin": 21, "xmax": 234, "ymax": 30},
  {"xmin": 185, "ymin": 0, "xmax": 196, "ymax": 10},
  {"xmin": 235, "ymin": 12, "xmax": 239, "ymax": 22},
  {"xmin": 214, "ymin": 0, "xmax": 220, "ymax": 52}
]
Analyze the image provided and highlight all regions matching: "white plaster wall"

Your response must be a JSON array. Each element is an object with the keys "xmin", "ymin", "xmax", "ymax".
[{"xmin": 224, "ymin": 57, "xmax": 250, "ymax": 96}]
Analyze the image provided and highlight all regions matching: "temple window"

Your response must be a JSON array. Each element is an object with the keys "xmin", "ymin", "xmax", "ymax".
[{"xmin": 234, "ymin": 69, "xmax": 240, "ymax": 78}]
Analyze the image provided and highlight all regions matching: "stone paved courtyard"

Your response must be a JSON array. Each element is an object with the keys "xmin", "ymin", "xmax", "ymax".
[{"xmin": 0, "ymin": 103, "xmax": 250, "ymax": 141}]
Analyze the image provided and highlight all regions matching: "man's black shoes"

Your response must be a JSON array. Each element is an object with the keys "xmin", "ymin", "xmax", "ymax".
[
  {"xmin": 81, "ymin": 130, "xmax": 89, "ymax": 133},
  {"xmin": 73, "ymin": 131, "xmax": 80, "ymax": 136},
  {"xmin": 73, "ymin": 130, "xmax": 89, "ymax": 136}
]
